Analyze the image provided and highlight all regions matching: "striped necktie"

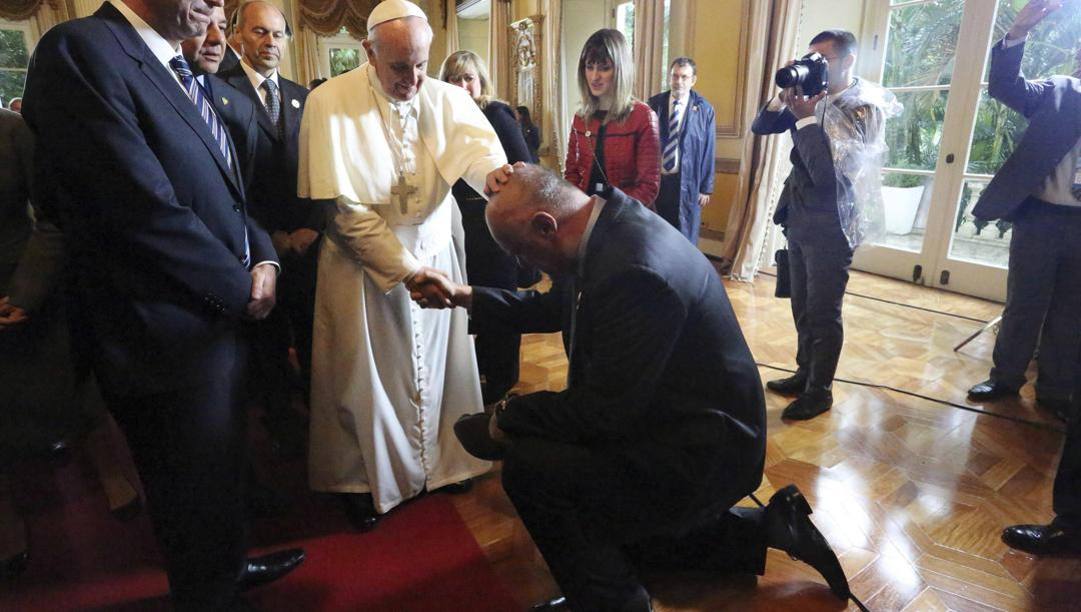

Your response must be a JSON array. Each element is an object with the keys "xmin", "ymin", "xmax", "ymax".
[
  {"xmin": 169, "ymin": 55, "xmax": 232, "ymax": 170},
  {"xmin": 169, "ymin": 56, "xmax": 250, "ymax": 268},
  {"xmin": 662, "ymin": 98, "xmax": 682, "ymax": 173}
]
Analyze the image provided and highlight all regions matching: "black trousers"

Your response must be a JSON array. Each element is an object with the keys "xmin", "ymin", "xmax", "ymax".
[
  {"xmin": 459, "ymin": 196, "xmax": 521, "ymax": 403},
  {"xmin": 250, "ymin": 243, "xmax": 318, "ymax": 415},
  {"xmin": 990, "ymin": 200, "xmax": 1081, "ymax": 400},
  {"xmin": 106, "ymin": 359, "xmax": 248, "ymax": 608},
  {"xmin": 502, "ymin": 437, "xmax": 768, "ymax": 611},
  {"xmin": 787, "ymin": 232, "xmax": 853, "ymax": 392},
  {"xmin": 1053, "ymin": 378, "xmax": 1081, "ymax": 528}
]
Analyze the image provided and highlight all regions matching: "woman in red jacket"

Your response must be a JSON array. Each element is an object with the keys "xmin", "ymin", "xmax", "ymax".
[{"xmin": 565, "ymin": 29, "xmax": 661, "ymax": 208}]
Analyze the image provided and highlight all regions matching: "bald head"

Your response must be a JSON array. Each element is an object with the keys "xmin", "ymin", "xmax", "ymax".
[
  {"xmin": 486, "ymin": 165, "xmax": 592, "ymax": 275},
  {"xmin": 363, "ymin": 16, "xmax": 433, "ymax": 101},
  {"xmin": 236, "ymin": 1, "xmax": 288, "ymax": 76}
]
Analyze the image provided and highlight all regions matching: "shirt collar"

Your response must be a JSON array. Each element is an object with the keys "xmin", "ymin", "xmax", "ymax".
[
  {"xmin": 109, "ymin": 0, "xmax": 180, "ymax": 71},
  {"xmin": 240, "ymin": 58, "xmax": 278, "ymax": 91},
  {"xmin": 576, "ymin": 195, "xmax": 606, "ymax": 277}
]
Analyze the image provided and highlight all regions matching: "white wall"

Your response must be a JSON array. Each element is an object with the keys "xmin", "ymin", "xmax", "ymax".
[
  {"xmin": 797, "ymin": 0, "xmax": 867, "ymax": 67},
  {"xmin": 458, "ymin": 17, "xmax": 490, "ymax": 61}
]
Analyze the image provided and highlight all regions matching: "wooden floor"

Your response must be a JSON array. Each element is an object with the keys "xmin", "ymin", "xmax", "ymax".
[{"xmin": 450, "ymin": 268, "xmax": 1081, "ymax": 611}]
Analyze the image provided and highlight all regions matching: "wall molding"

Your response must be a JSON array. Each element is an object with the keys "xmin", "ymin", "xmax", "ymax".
[
  {"xmin": 716, "ymin": 158, "xmax": 741, "ymax": 174},
  {"xmin": 716, "ymin": 0, "xmax": 751, "ymax": 138}
]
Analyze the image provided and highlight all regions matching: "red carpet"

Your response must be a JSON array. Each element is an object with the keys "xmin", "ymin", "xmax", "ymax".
[{"xmin": 0, "ymin": 454, "xmax": 518, "ymax": 611}]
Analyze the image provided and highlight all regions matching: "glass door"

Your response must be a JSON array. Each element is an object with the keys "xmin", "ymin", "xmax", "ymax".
[{"xmin": 853, "ymin": 0, "xmax": 1081, "ymax": 301}]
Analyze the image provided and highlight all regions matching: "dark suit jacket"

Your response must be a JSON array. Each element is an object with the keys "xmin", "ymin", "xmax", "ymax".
[
  {"xmin": 0, "ymin": 108, "xmax": 34, "ymax": 285},
  {"xmin": 471, "ymin": 188, "xmax": 766, "ymax": 523},
  {"xmin": 218, "ymin": 45, "xmax": 241, "ymax": 75},
  {"xmin": 752, "ymin": 99, "xmax": 842, "ymax": 240},
  {"xmin": 200, "ymin": 73, "xmax": 265, "ymax": 198},
  {"xmin": 648, "ymin": 89, "xmax": 716, "ymax": 198},
  {"xmin": 219, "ymin": 63, "xmax": 317, "ymax": 233},
  {"xmin": 972, "ymin": 39, "xmax": 1081, "ymax": 221},
  {"xmin": 21, "ymin": 3, "xmax": 276, "ymax": 397}
]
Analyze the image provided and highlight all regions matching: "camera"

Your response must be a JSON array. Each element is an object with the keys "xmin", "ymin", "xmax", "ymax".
[{"xmin": 775, "ymin": 52, "xmax": 829, "ymax": 96}]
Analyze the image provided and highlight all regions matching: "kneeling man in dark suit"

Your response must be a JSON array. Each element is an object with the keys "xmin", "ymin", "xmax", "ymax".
[{"xmin": 415, "ymin": 165, "xmax": 850, "ymax": 611}]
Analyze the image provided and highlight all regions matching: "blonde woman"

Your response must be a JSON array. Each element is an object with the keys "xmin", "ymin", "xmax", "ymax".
[
  {"xmin": 565, "ymin": 29, "xmax": 660, "ymax": 207},
  {"xmin": 440, "ymin": 50, "xmax": 533, "ymax": 403}
]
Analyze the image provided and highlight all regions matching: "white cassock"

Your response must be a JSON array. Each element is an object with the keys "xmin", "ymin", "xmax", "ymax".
[{"xmin": 298, "ymin": 63, "xmax": 507, "ymax": 513}]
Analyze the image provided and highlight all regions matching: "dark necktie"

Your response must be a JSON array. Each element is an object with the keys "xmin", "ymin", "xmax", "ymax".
[
  {"xmin": 168, "ymin": 56, "xmax": 232, "ymax": 169},
  {"xmin": 662, "ymin": 98, "xmax": 682, "ymax": 173},
  {"xmin": 262, "ymin": 78, "xmax": 282, "ymax": 138}
]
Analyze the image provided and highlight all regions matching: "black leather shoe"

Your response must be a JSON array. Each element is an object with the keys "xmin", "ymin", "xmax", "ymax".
[
  {"xmin": 340, "ymin": 493, "xmax": 380, "ymax": 532},
  {"xmin": 454, "ymin": 412, "xmax": 507, "ymax": 461},
  {"xmin": 237, "ymin": 548, "xmax": 305, "ymax": 592},
  {"xmin": 437, "ymin": 480, "xmax": 474, "ymax": 495},
  {"xmin": 1037, "ymin": 397, "xmax": 1075, "ymax": 423},
  {"xmin": 767, "ymin": 485, "xmax": 849, "ymax": 600},
  {"xmin": 531, "ymin": 596, "xmax": 569, "ymax": 610},
  {"xmin": 766, "ymin": 374, "xmax": 807, "ymax": 396},
  {"xmin": 0, "ymin": 550, "xmax": 28, "ymax": 579},
  {"xmin": 782, "ymin": 391, "xmax": 832, "ymax": 421},
  {"xmin": 967, "ymin": 379, "xmax": 1019, "ymax": 402},
  {"xmin": 1002, "ymin": 523, "xmax": 1081, "ymax": 555}
]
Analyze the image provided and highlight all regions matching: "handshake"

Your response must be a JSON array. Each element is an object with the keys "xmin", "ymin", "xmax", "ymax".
[{"xmin": 404, "ymin": 267, "xmax": 472, "ymax": 310}]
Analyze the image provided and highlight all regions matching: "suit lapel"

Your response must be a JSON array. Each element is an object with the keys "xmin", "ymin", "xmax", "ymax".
[
  {"xmin": 280, "ymin": 81, "xmax": 301, "ymax": 145},
  {"xmin": 227, "ymin": 69, "xmax": 280, "ymax": 141},
  {"xmin": 678, "ymin": 91, "xmax": 697, "ymax": 149},
  {"xmin": 102, "ymin": 8, "xmax": 242, "ymax": 198}
]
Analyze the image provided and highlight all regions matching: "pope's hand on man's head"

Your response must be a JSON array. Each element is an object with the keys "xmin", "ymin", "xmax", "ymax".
[{"xmin": 485, "ymin": 163, "xmax": 524, "ymax": 196}]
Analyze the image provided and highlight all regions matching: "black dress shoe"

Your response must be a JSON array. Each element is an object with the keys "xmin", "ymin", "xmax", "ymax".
[
  {"xmin": 531, "ymin": 596, "xmax": 569, "ymax": 610},
  {"xmin": 340, "ymin": 493, "xmax": 380, "ymax": 532},
  {"xmin": 781, "ymin": 391, "xmax": 832, "ymax": 421},
  {"xmin": 1002, "ymin": 523, "xmax": 1081, "ymax": 555},
  {"xmin": 1037, "ymin": 397, "xmax": 1075, "ymax": 423},
  {"xmin": 766, "ymin": 485, "xmax": 849, "ymax": 600},
  {"xmin": 0, "ymin": 550, "xmax": 28, "ymax": 579},
  {"xmin": 437, "ymin": 479, "xmax": 474, "ymax": 495},
  {"xmin": 967, "ymin": 379, "xmax": 1019, "ymax": 402},
  {"xmin": 766, "ymin": 374, "xmax": 807, "ymax": 396},
  {"xmin": 237, "ymin": 548, "xmax": 305, "ymax": 592},
  {"xmin": 454, "ymin": 412, "xmax": 506, "ymax": 460}
]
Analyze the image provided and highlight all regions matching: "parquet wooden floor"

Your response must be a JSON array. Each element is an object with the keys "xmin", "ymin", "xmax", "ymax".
[{"xmin": 450, "ymin": 268, "xmax": 1081, "ymax": 611}]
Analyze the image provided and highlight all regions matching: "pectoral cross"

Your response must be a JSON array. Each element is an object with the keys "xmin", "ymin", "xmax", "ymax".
[{"xmin": 391, "ymin": 173, "xmax": 418, "ymax": 214}]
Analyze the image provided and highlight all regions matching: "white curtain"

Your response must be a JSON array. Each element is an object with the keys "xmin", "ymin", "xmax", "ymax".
[
  {"xmin": 488, "ymin": 0, "xmax": 511, "ymax": 99},
  {"xmin": 444, "ymin": 0, "xmax": 459, "ymax": 57},
  {"xmin": 722, "ymin": 0, "xmax": 802, "ymax": 280},
  {"xmin": 538, "ymin": 0, "xmax": 565, "ymax": 166},
  {"xmin": 631, "ymin": 0, "xmax": 665, "ymax": 101},
  {"xmin": 296, "ymin": 25, "xmax": 323, "ymax": 87}
]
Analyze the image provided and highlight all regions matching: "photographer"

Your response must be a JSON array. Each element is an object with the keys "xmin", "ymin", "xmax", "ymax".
[{"xmin": 752, "ymin": 30, "xmax": 896, "ymax": 421}]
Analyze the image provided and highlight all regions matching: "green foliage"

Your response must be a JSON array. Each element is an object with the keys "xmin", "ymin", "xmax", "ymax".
[
  {"xmin": 0, "ymin": 29, "xmax": 29, "ymax": 69},
  {"xmin": 329, "ymin": 48, "xmax": 360, "ymax": 77}
]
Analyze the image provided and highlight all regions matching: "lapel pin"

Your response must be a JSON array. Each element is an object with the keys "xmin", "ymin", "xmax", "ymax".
[
  {"xmin": 291, "ymin": 99, "xmax": 301, "ymax": 109},
  {"xmin": 585, "ymin": 130, "xmax": 592, "ymax": 138},
  {"xmin": 221, "ymin": 97, "xmax": 229, "ymax": 105}
]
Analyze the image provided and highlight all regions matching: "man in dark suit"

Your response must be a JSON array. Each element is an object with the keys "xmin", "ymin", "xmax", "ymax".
[
  {"xmin": 973, "ymin": 0, "xmax": 1081, "ymax": 557},
  {"xmin": 648, "ymin": 57, "xmax": 716, "ymax": 245},
  {"xmin": 220, "ymin": 1, "xmax": 318, "ymax": 447},
  {"xmin": 21, "ymin": 0, "xmax": 302, "ymax": 606},
  {"xmin": 418, "ymin": 166, "xmax": 850, "ymax": 611},
  {"xmin": 964, "ymin": 0, "xmax": 1081, "ymax": 422},
  {"xmin": 752, "ymin": 29, "xmax": 865, "ymax": 421}
]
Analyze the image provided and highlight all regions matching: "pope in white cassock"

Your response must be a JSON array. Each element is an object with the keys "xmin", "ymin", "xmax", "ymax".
[{"xmin": 298, "ymin": 0, "xmax": 510, "ymax": 528}]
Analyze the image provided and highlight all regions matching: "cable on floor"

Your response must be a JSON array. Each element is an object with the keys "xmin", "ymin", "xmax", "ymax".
[
  {"xmin": 756, "ymin": 270, "xmax": 990, "ymax": 324},
  {"xmin": 756, "ymin": 362, "xmax": 1066, "ymax": 434}
]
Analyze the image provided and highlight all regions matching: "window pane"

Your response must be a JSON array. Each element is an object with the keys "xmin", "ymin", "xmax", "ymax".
[
  {"xmin": 988, "ymin": 0, "xmax": 1081, "ymax": 80},
  {"xmin": 0, "ymin": 69, "xmax": 25, "ymax": 103},
  {"xmin": 875, "ymin": 172, "xmax": 935, "ymax": 253},
  {"xmin": 883, "ymin": 0, "xmax": 964, "ymax": 88},
  {"xmin": 949, "ymin": 177, "xmax": 1010, "ymax": 268},
  {"xmin": 616, "ymin": 3, "xmax": 634, "ymax": 49},
  {"xmin": 966, "ymin": 88, "xmax": 1027, "ymax": 175},
  {"xmin": 884, "ymin": 89, "xmax": 949, "ymax": 171},
  {"xmin": 329, "ymin": 48, "xmax": 360, "ymax": 77},
  {"xmin": 0, "ymin": 29, "xmax": 29, "ymax": 70}
]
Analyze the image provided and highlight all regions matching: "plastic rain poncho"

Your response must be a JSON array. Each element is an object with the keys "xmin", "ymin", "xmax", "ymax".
[{"xmin": 817, "ymin": 78, "xmax": 903, "ymax": 249}]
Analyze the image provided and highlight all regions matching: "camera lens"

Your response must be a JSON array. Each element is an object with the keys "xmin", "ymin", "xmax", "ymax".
[{"xmin": 775, "ymin": 64, "xmax": 808, "ymax": 89}]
